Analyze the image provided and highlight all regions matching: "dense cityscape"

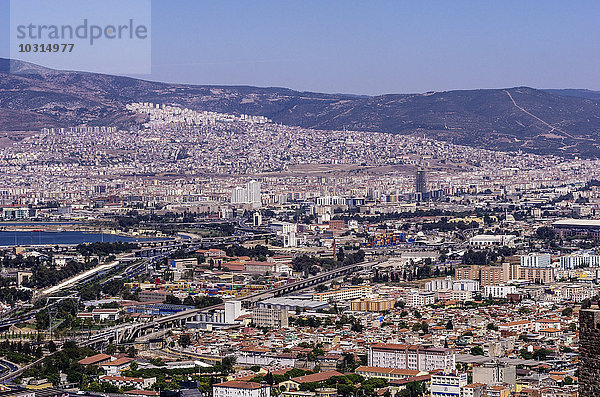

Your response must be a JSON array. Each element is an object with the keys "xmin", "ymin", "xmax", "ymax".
[
  {"xmin": 0, "ymin": 100, "xmax": 599, "ymax": 397},
  {"xmin": 2, "ymin": 2, "xmax": 600, "ymax": 397}
]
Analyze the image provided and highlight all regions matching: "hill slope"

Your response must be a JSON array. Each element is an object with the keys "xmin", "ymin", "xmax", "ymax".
[{"xmin": 2, "ymin": 58, "xmax": 600, "ymax": 156}]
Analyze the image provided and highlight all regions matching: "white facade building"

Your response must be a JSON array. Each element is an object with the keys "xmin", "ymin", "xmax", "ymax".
[
  {"xmin": 483, "ymin": 285, "xmax": 516, "ymax": 299},
  {"xmin": 316, "ymin": 196, "xmax": 346, "ymax": 206},
  {"xmin": 224, "ymin": 301, "xmax": 242, "ymax": 324},
  {"xmin": 469, "ymin": 235, "xmax": 516, "ymax": 247},
  {"xmin": 405, "ymin": 290, "xmax": 436, "ymax": 307},
  {"xmin": 560, "ymin": 252, "xmax": 600, "ymax": 269},
  {"xmin": 426, "ymin": 277, "xmax": 480, "ymax": 292},
  {"xmin": 368, "ymin": 343, "xmax": 455, "ymax": 372},
  {"xmin": 214, "ymin": 381, "xmax": 270, "ymax": 397},
  {"xmin": 521, "ymin": 253, "xmax": 552, "ymax": 268},
  {"xmin": 431, "ymin": 373, "xmax": 468, "ymax": 397},
  {"xmin": 231, "ymin": 187, "xmax": 247, "ymax": 204},
  {"xmin": 253, "ymin": 211, "xmax": 262, "ymax": 227},
  {"xmin": 230, "ymin": 180, "xmax": 261, "ymax": 207},
  {"xmin": 247, "ymin": 180, "xmax": 261, "ymax": 205},
  {"xmin": 99, "ymin": 376, "xmax": 155, "ymax": 390}
]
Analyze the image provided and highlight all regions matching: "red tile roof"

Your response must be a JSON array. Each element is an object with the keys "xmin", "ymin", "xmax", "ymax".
[
  {"xmin": 214, "ymin": 381, "xmax": 264, "ymax": 390},
  {"xmin": 78, "ymin": 353, "xmax": 112, "ymax": 365}
]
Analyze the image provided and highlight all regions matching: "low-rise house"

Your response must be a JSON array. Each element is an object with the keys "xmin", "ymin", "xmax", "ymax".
[
  {"xmin": 213, "ymin": 381, "xmax": 271, "ymax": 397},
  {"xmin": 279, "ymin": 371, "xmax": 343, "ymax": 391},
  {"xmin": 101, "ymin": 357, "xmax": 135, "ymax": 375}
]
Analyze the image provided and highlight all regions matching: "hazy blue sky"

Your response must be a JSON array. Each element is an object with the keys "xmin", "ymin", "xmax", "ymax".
[{"xmin": 1, "ymin": 0, "xmax": 599, "ymax": 94}]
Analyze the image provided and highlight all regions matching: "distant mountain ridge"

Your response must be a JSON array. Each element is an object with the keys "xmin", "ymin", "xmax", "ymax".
[
  {"xmin": 2, "ymin": 58, "xmax": 600, "ymax": 157},
  {"xmin": 544, "ymin": 89, "xmax": 600, "ymax": 102}
]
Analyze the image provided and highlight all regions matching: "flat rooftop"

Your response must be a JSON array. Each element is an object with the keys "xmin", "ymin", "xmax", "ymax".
[{"xmin": 553, "ymin": 219, "xmax": 600, "ymax": 227}]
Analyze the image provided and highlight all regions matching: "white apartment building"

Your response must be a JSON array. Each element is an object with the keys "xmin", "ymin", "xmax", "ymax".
[
  {"xmin": 230, "ymin": 180, "xmax": 261, "ymax": 207},
  {"xmin": 404, "ymin": 290, "xmax": 436, "ymax": 307},
  {"xmin": 431, "ymin": 373, "xmax": 468, "ymax": 397},
  {"xmin": 483, "ymin": 285, "xmax": 516, "ymax": 299},
  {"xmin": 560, "ymin": 252, "xmax": 600, "ymax": 269},
  {"xmin": 1, "ymin": 207, "xmax": 33, "ymax": 220},
  {"xmin": 247, "ymin": 180, "xmax": 261, "ymax": 205},
  {"xmin": 213, "ymin": 381, "xmax": 271, "ymax": 397},
  {"xmin": 426, "ymin": 277, "xmax": 480, "ymax": 292},
  {"xmin": 472, "ymin": 361, "xmax": 516, "ymax": 386},
  {"xmin": 224, "ymin": 301, "xmax": 242, "ymax": 324},
  {"xmin": 271, "ymin": 222, "xmax": 297, "ymax": 235},
  {"xmin": 451, "ymin": 290, "xmax": 474, "ymax": 302},
  {"xmin": 368, "ymin": 343, "xmax": 455, "ymax": 372},
  {"xmin": 316, "ymin": 196, "xmax": 346, "ymax": 206},
  {"xmin": 231, "ymin": 187, "xmax": 247, "ymax": 204},
  {"xmin": 521, "ymin": 253, "xmax": 552, "ymax": 268}
]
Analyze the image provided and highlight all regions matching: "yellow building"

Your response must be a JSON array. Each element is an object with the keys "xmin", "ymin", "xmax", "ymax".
[
  {"xmin": 351, "ymin": 298, "xmax": 396, "ymax": 312},
  {"xmin": 312, "ymin": 286, "xmax": 372, "ymax": 302}
]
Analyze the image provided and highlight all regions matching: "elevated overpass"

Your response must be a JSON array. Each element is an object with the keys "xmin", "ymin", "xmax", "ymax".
[{"xmin": 82, "ymin": 260, "xmax": 377, "ymax": 346}]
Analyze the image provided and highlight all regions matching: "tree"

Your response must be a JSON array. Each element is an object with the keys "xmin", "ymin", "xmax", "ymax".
[
  {"xmin": 470, "ymin": 346, "xmax": 484, "ymax": 356},
  {"xmin": 179, "ymin": 334, "xmax": 191, "ymax": 348},
  {"xmin": 337, "ymin": 353, "xmax": 357, "ymax": 372},
  {"xmin": 264, "ymin": 372, "xmax": 274, "ymax": 385},
  {"xmin": 561, "ymin": 307, "xmax": 573, "ymax": 317},
  {"xmin": 398, "ymin": 381, "xmax": 427, "ymax": 397},
  {"xmin": 164, "ymin": 295, "xmax": 182, "ymax": 305},
  {"xmin": 536, "ymin": 227, "xmax": 555, "ymax": 240},
  {"xmin": 445, "ymin": 320, "xmax": 453, "ymax": 330},
  {"xmin": 394, "ymin": 300, "xmax": 405, "ymax": 309},
  {"xmin": 220, "ymin": 355, "xmax": 237, "ymax": 374},
  {"xmin": 582, "ymin": 299, "xmax": 592, "ymax": 309},
  {"xmin": 518, "ymin": 307, "xmax": 531, "ymax": 314},
  {"xmin": 106, "ymin": 344, "xmax": 117, "ymax": 354},
  {"xmin": 337, "ymin": 247, "xmax": 345, "ymax": 262},
  {"xmin": 48, "ymin": 340, "xmax": 57, "ymax": 353},
  {"xmin": 533, "ymin": 348, "xmax": 552, "ymax": 361},
  {"xmin": 564, "ymin": 376, "xmax": 574, "ymax": 385},
  {"xmin": 462, "ymin": 249, "xmax": 488, "ymax": 266},
  {"xmin": 127, "ymin": 345, "xmax": 137, "ymax": 357}
]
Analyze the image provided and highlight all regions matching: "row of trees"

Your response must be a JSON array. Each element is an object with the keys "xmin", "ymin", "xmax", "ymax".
[
  {"xmin": 292, "ymin": 249, "xmax": 366, "ymax": 277},
  {"xmin": 0, "ymin": 283, "xmax": 33, "ymax": 304},
  {"xmin": 0, "ymin": 340, "xmax": 42, "ymax": 363},
  {"xmin": 163, "ymin": 295, "xmax": 223, "ymax": 308},
  {"xmin": 25, "ymin": 258, "xmax": 99, "ymax": 289}
]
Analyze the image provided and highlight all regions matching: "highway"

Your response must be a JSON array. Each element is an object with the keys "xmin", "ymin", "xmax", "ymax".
[
  {"xmin": 109, "ymin": 259, "xmax": 378, "ymax": 340},
  {"xmin": 40, "ymin": 257, "xmax": 128, "ymax": 295},
  {"xmin": 0, "ymin": 355, "xmax": 46, "ymax": 383},
  {"xmin": 73, "ymin": 259, "xmax": 378, "ymax": 347},
  {"xmin": 0, "ymin": 226, "xmax": 375, "ymax": 381}
]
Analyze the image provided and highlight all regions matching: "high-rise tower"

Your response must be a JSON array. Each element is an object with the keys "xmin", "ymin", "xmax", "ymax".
[
  {"xmin": 247, "ymin": 180, "xmax": 261, "ymax": 206},
  {"xmin": 415, "ymin": 168, "xmax": 427, "ymax": 200}
]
